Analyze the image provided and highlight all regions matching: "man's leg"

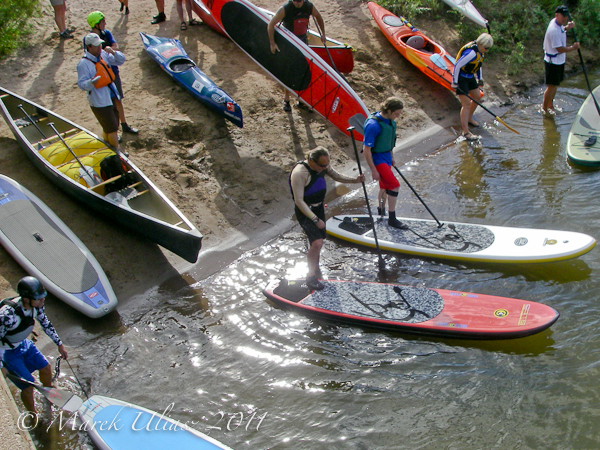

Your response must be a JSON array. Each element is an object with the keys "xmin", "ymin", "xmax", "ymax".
[
  {"xmin": 543, "ymin": 85, "xmax": 558, "ymax": 112},
  {"xmin": 307, "ymin": 238, "xmax": 323, "ymax": 278}
]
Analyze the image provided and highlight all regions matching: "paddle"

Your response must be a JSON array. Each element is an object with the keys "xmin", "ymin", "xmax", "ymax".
[
  {"xmin": 47, "ymin": 122, "xmax": 100, "ymax": 185},
  {"xmin": 17, "ymin": 104, "xmax": 47, "ymax": 140},
  {"xmin": 348, "ymin": 126, "xmax": 386, "ymax": 270},
  {"xmin": 56, "ymin": 356, "xmax": 89, "ymax": 400},
  {"xmin": 392, "ymin": 166, "xmax": 444, "ymax": 228},
  {"xmin": 565, "ymin": 9, "xmax": 600, "ymax": 117},
  {"xmin": 311, "ymin": 17, "xmax": 346, "ymax": 81},
  {"xmin": 5, "ymin": 373, "xmax": 84, "ymax": 412}
]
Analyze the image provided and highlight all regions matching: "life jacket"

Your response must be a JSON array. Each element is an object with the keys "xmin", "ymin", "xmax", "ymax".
[
  {"xmin": 0, "ymin": 297, "xmax": 36, "ymax": 349},
  {"xmin": 85, "ymin": 56, "xmax": 115, "ymax": 89},
  {"xmin": 282, "ymin": 0, "xmax": 313, "ymax": 37},
  {"xmin": 455, "ymin": 41, "xmax": 484, "ymax": 75},
  {"xmin": 364, "ymin": 113, "xmax": 396, "ymax": 153},
  {"xmin": 289, "ymin": 161, "xmax": 327, "ymax": 206}
]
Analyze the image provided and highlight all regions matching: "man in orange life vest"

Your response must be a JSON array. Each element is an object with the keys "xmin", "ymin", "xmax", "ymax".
[
  {"xmin": 267, "ymin": 0, "xmax": 327, "ymax": 112},
  {"xmin": 76, "ymin": 32, "xmax": 126, "ymax": 151}
]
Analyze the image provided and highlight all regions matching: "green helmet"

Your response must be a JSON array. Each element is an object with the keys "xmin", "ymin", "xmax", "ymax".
[{"xmin": 87, "ymin": 11, "xmax": 105, "ymax": 28}]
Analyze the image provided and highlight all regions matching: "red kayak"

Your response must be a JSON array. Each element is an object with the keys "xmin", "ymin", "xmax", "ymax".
[
  {"xmin": 198, "ymin": 0, "xmax": 369, "ymax": 140},
  {"xmin": 264, "ymin": 279, "xmax": 559, "ymax": 339},
  {"xmin": 193, "ymin": 0, "xmax": 354, "ymax": 74},
  {"xmin": 368, "ymin": 1, "xmax": 457, "ymax": 91}
]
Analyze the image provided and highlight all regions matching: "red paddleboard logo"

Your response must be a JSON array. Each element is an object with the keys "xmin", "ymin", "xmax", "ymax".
[
  {"xmin": 226, "ymin": 102, "xmax": 235, "ymax": 112},
  {"xmin": 89, "ymin": 292, "xmax": 98, "ymax": 298},
  {"xmin": 331, "ymin": 97, "xmax": 340, "ymax": 114},
  {"xmin": 161, "ymin": 48, "xmax": 181, "ymax": 59}
]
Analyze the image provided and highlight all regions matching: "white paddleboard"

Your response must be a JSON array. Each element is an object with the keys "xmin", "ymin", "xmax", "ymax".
[
  {"xmin": 0, "ymin": 175, "xmax": 117, "ymax": 317},
  {"xmin": 567, "ymin": 85, "xmax": 600, "ymax": 166},
  {"xmin": 326, "ymin": 215, "xmax": 595, "ymax": 263},
  {"xmin": 440, "ymin": 0, "xmax": 487, "ymax": 28},
  {"xmin": 78, "ymin": 395, "xmax": 232, "ymax": 450}
]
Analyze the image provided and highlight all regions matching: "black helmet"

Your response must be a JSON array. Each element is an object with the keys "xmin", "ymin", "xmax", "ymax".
[{"xmin": 17, "ymin": 276, "xmax": 47, "ymax": 300}]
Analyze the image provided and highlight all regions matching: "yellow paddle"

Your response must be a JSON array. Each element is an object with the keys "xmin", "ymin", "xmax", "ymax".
[{"xmin": 405, "ymin": 46, "xmax": 520, "ymax": 134}]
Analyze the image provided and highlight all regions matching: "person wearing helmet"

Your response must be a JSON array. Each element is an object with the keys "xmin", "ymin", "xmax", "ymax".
[
  {"xmin": 87, "ymin": 11, "xmax": 139, "ymax": 135},
  {"xmin": 1, "ymin": 277, "xmax": 68, "ymax": 413},
  {"xmin": 452, "ymin": 33, "xmax": 493, "ymax": 141}
]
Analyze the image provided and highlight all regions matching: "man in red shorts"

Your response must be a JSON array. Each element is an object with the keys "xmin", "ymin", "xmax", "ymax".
[{"xmin": 362, "ymin": 97, "xmax": 407, "ymax": 230}]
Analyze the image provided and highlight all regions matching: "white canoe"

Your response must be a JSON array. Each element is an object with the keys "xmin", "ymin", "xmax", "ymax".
[
  {"xmin": 567, "ymin": 85, "xmax": 600, "ymax": 166},
  {"xmin": 326, "ymin": 214, "xmax": 596, "ymax": 263},
  {"xmin": 440, "ymin": 0, "xmax": 487, "ymax": 29}
]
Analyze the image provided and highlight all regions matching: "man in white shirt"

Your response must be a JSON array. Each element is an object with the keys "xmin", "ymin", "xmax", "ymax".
[{"xmin": 542, "ymin": 6, "xmax": 580, "ymax": 113}]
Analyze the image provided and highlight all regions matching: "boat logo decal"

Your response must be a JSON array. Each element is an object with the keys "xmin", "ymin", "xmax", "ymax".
[
  {"xmin": 514, "ymin": 237, "xmax": 528, "ymax": 246},
  {"xmin": 436, "ymin": 322, "xmax": 467, "ymax": 328},
  {"xmin": 89, "ymin": 292, "xmax": 98, "ymax": 298},
  {"xmin": 211, "ymin": 93, "xmax": 225, "ymax": 103},
  {"xmin": 518, "ymin": 304, "xmax": 530, "ymax": 326},
  {"xmin": 226, "ymin": 102, "xmax": 236, "ymax": 112},
  {"xmin": 493, "ymin": 309, "xmax": 509, "ymax": 318},
  {"xmin": 331, "ymin": 97, "xmax": 340, "ymax": 114},
  {"xmin": 161, "ymin": 48, "xmax": 180, "ymax": 59},
  {"xmin": 448, "ymin": 292, "xmax": 478, "ymax": 298},
  {"xmin": 543, "ymin": 238, "xmax": 557, "ymax": 246}
]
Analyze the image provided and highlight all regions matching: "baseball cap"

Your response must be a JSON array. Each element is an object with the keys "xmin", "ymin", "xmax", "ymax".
[
  {"xmin": 84, "ymin": 33, "xmax": 104, "ymax": 47},
  {"xmin": 555, "ymin": 5, "xmax": 569, "ymax": 15}
]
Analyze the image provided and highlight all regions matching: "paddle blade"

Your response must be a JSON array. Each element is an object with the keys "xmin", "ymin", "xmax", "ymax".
[
  {"xmin": 5, "ymin": 373, "xmax": 83, "ymax": 412},
  {"xmin": 495, "ymin": 116, "xmax": 520, "ymax": 134}
]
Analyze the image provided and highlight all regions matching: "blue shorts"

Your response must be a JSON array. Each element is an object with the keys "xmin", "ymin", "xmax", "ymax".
[{"xmin": 3, "ymin": 339, "xmax": 49, "ymax": 390}]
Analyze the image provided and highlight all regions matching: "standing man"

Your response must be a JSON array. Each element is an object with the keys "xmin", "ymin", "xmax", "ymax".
[
  {"xmin": 267, "ymin": 0, "xmax": 327, "ymax": 112},
  {"xmin": 290, "ymin": 147, "xmax": 365, "ymax": 290},
  {"xmin": 77, "ymin": 32, "xmax": 126, "ymax": 151},
  {"xmin": 1, "ymin": 277, "xmax": 68, "ymax": 413},
  {"xmin": 88, "ymin": 11, "xmax": 138, "ymax": 136},
  {"xmin": 542, "ymin": 5, "xmax": 580, "ymax": 113},
  {"xmin": 50, "ymin": 0, "xmax": 73, "ymax": 39},
  {"xmin": 451, "ymin": 33, "xmax": 493, "ymax": 141},
  {"xmin": 363, "ymin": 97, "xmax": 408, "ymax": 230}
]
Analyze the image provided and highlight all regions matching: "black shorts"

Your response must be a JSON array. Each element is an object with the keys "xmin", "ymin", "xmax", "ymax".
[
  {"xmin": 90, "ymin": 102, "xmax": 120, "ymax": 134},
  {"xmin": 296, "ymin": 204, "xmax": 326, "ymax": 244},
  {"xmin": 545, "ymin": 61, "xmax": 565, "ymax": 86},
  {"xmin": 456, "ymin": 75, "xmax": 478, "ymax": 96}
]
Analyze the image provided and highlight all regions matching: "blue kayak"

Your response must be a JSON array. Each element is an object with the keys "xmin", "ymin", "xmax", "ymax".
[{"xmin": 140, "ymin": 33, "xmax": 243, "ymax": 128}]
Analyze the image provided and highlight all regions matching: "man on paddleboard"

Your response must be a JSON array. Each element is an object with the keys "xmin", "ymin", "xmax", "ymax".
[
  {"xmin": 362, "ymin": 97, "xmax": 408, "ymax": 230},
  {"xmin": 1, "ymin": 277, "xmax": 68, "ymax": 413},
  {"xmin": 290, "ymin": 147, "xmax": 364, "ymax": 290},
  {"xmin": 452, "ymin": 33, "xmax": 493, "ymax": 141},
  {"xmin": 542, "ymin": 5, "xmax": 580, "ymax": 113},
  {"xmin": 268, "ymin": 0, "xmax": 327, "ymax": 112}
]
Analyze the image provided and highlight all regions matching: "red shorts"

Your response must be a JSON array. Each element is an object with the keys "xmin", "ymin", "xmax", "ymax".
[{"xmin": 376, "ymin": 163, "xmax": 400, "ymax": 190}]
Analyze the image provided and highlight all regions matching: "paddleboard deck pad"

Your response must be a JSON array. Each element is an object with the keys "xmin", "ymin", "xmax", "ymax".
[
  {"xmin": 204, "ymin": 0, "xmax": 369, "ymax": 139},
  {"xmin": 78, "ymin": 395, "xmax": 232, "ymax": 450},
  {"xmin": 0, "ymin": 175, "xmax": 117, "ymax": 318},
  {"xmin": 264, "ymin": 279, "xmax": 559, "ymax": 339},
  {"xmin": 326, "ymin": 215, "xmax": 595, "ymax": 263},
  {"xmin": 567, "ymin": 84, "xmax": 600, "ymax": 166}
]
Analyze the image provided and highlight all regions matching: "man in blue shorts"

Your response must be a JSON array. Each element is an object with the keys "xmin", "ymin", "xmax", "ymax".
[
  {"xmin": 363, "ymin": 97, "xmax": 408, "ymax": 230},
  {"xmin": 1, "ymin": 277, "xmax": 68, "ymax": 413},
  {"xmin": 542, "ymin": 5, "xmax": 580, "ymax": 113}
]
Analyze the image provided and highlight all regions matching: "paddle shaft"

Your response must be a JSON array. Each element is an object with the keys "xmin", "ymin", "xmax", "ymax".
[
  {"xmin": 5, "ymin": 372, "xmax": 82, "ymax": 411},
  {"xmin": 311, "ymin": 17, "xmax": 345, "ymax": 81},
  {"xmin": 58, "ymin": 356, "xmax": 89, "ymax": 400},
  {"xmin": 392, "ymin": 166, "xmax": 443, "ymax": 228},
  {"xmin": 566, "ymin": 10, "xmax": 600, "ymax": 117},
  {"xmin": 348, "ymin": 126, "xmax": 386, "ymax": 269},
  {"xmin": 17, "ymin": 104, "xmax": 47, "ymax": 140},
  {"xmin": 47, "ymin": 122, "xmax": 98, "ymax": 182}
]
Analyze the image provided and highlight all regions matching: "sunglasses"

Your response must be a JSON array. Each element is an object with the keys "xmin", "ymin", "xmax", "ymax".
[{"xmin": 312, "ymin": 158, "xmax": 328, "ymax": 168}]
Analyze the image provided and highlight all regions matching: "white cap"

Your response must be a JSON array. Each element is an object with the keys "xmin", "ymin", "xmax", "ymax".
[{"xmin": 84, "ymin": 32, "xmax": 104, "ymax": 47}]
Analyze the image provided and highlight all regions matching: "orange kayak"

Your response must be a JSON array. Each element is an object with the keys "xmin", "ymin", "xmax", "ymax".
[{"xmin": 367, "ymin": 2, "xmax": 456, "ymax": 91}]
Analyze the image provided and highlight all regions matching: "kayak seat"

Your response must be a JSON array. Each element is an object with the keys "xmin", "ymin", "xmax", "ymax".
[
  {"xmin": 406, "ymin": 35, "xmax": 425, "ymax": 50},
  {"xmin": 169, "ymin": 58, "xmax": 195, "ymax": 73}
]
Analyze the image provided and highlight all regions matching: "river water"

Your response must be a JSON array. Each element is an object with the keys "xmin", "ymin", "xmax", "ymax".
[{"xmin": 29, "ymin": 70, "xmax": 600, "ymax": 450}]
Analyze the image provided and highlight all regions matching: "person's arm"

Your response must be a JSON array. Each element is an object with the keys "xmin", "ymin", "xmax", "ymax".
[
  {"xmin": 36, "ymin": 308, "xmax": 68, "ymax": 359},
  {"xmin": 326, "ymin": 166, "xmax": 365, "ymax": 184},
  {"xmin": 77, "ymin": 59, "xmax": 99, "ymax": 92},
  {"xmin": 103, "ymin": 48, "xmax": 126, "ymax": 66},
  {"xmin": 452, "ymin": 49, "xmax": 475, "ymax": 85},
  {"xmin": 312, "ymin": 6, "xmax": 326, "ymax": 44},
  {"xmin": 555, "ymin": 42, "xmax": 580, "ymax": 53},
  {"xmin": 268, "ymin": 7, "xmax": 286, "ymax": 54},
  {"xmin": 290, "ymin": 165, "xmax": 318, "ymax": 220}
]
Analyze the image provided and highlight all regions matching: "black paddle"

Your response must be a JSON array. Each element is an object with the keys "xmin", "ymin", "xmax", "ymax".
[
  {"xmin": 311, "ymin": 17, "xmax": 347, "ymax": 82},
  {"xmin": 348, "ymin": 126, "xmax": 386, "ymax": 270},
  {"xmin": 392, "ymin": 166, "xmax": 444, "ymax": 228},
  {"xmin": 5, "ymin": 373, "xmax": 83, "ymax": 412},
  {"xmin": 17, "ymin": 104, "xmax": 47, "ymax": 140},
  {"xmin": 565, "ymin": 8, "xmax": 600, "ymax": 117},
  {"xmin": 56, "ymin": 356, "xmax": 89, "ymax": 400}
]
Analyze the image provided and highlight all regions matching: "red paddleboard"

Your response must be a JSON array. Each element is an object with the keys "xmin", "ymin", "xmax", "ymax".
[
  {"xmin": 202, "ymin": 0, "xmax": 369, "ymax": 140},
  {"xmin": 263, "ymin": 279, "xmax": 559, "ymax": 339}
]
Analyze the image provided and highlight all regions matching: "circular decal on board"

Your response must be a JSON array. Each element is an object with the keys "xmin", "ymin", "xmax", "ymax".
[
  {"xmin": 494, "ymin": 309, "xmax": 509, "ymax": 318},
  {"xmin": 514, "ymin": 237, "xmax": 528, "ymax": 246}
]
